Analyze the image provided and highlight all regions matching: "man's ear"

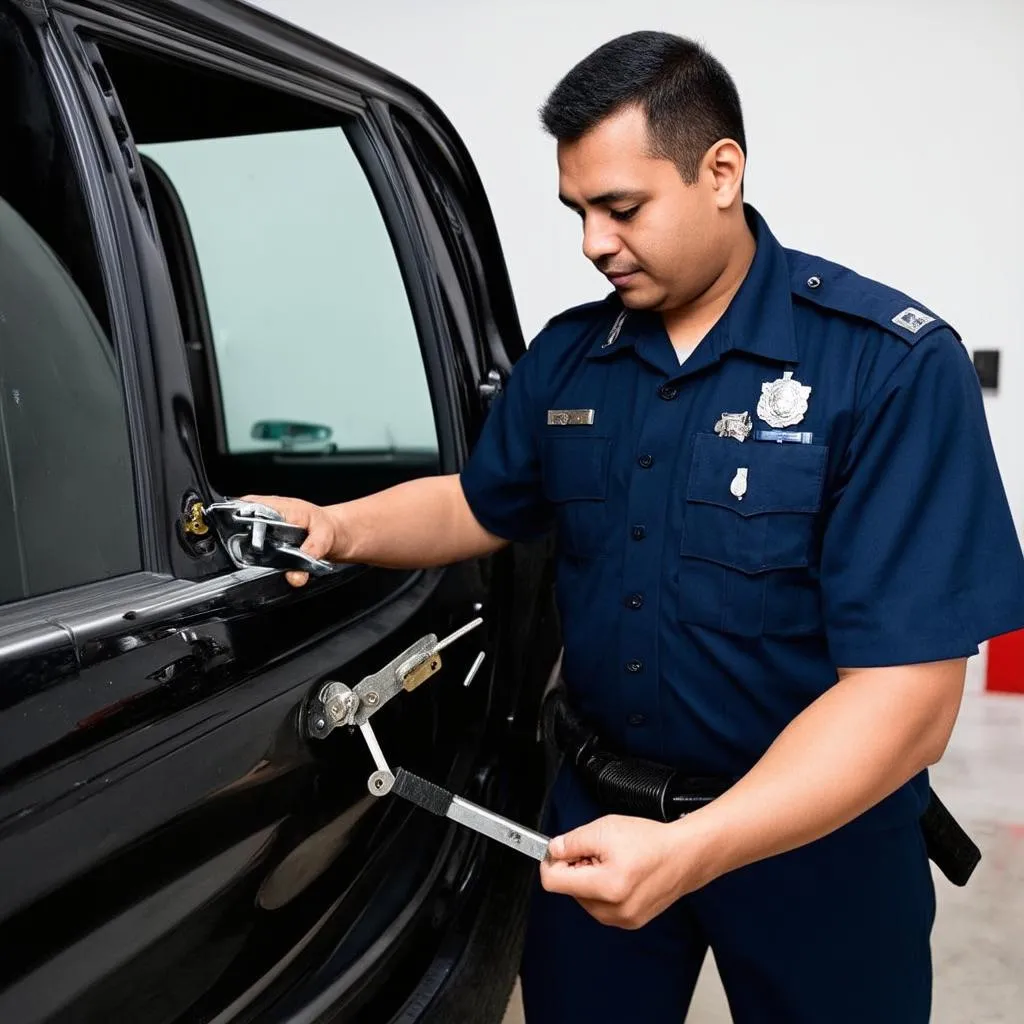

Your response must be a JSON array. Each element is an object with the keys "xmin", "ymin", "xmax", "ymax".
[{"xmin": 705, "ymin": 139, "xmax": 745, "ymax": 209}]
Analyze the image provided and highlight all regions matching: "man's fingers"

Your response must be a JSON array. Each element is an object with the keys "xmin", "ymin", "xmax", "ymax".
[
  {"xmin": 282, "ymin": 521, "xmax": 337, "ymax": 588},
  {"xmin": 238, "ymin": 493, "xmax": 311, "ymax": 529},
  {"xmin": 540, "ymin": 858, "xmax": 609, "ymax": 900},
  {"xmin": 540, "ymin": 859, "xmax": 631, "ymax": 906},
  {"xmin": 300, "ymin": 525, "xmax": 333, "ymax": 561},
  {"xmin": 540, "ymin": 852, "xmax": 635, "ymax": 905},
  {"xmin": 548, "ymin": 827, "xmax": 589, "ymax": 860},
  {"xmin": 240, "ymin": 492, "xmax": 286, "ymax": 511},
  {"xmin": 547, "ymin": 822, "xmax": 605, "ymax": 863},
  {"xmin": 577, "ymin": 897, "xmax": 624, "ymax": 927},
  {"xmin": 234, "ymin": 494, "xmax": 327, "ymax": 588}
]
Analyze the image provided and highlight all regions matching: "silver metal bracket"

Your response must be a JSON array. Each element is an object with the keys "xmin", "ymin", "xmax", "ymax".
[
  {"xmin": 478, "ymin": 368, "xmax": 503, "ymax": 403},
  {"xmin": 305, "ymin": 619, "xmax": 482, "ymax": 740},
  {"xmin": 204, "ymin": 499, "xmax": 338, "ymax": 577},
  {"xmin": 302, "ymin": 618, "xmax": 549, "ymax": 859}
]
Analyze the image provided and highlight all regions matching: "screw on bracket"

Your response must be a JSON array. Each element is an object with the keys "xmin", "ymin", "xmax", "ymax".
[
  {"xmin": 320, "ymin": 682, "xmax": 358, "ymax": 727},
  {"xmin": 368, "ymin": 769, "xmax": 394, "ymax": 796}
]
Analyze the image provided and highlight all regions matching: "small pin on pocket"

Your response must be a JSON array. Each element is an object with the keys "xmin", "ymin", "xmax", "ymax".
[{"xmin": 730, "ymin": 467, "xmax": 748, "ymax": 501}]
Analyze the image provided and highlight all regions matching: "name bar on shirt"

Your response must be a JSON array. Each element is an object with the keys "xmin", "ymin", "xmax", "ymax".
[
  {"xmin": 547, "ymin": 409, "xmax": 595, "ymax": 426},
  {"xmin": 753, "ymin": 429, "xmax": 814, "ymax": 444}
]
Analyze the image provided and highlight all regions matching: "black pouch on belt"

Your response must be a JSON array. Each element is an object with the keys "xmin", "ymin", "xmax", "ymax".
[
  {"xmin": 541, "ymin": 686, "xmax": 981, "ymax": 886},
  {"xmin": 541, "ymin": 687, "xmax": 731, "ymax": 822},
  {"xmin": 920, "ymin": 788, "xmax": 981, "ymax": 886}
]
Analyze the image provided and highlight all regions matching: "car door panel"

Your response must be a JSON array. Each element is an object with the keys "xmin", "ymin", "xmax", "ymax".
[
  {"xmin": 0, "ymin": 2, "xmax": 556, "ymax": 1022},
  {"xmin": 0, "ymin": 559, "xmax": 493, "ymax": 1020}
]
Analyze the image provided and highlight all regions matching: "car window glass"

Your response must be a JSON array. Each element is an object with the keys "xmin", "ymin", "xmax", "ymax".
[
  {"xmin": 140, "ymin": 128, "xmax": 438, "ymax": 461},
  {"xmin": 0, "ymin": 197, "xmax": 139, "ymax": 604}
]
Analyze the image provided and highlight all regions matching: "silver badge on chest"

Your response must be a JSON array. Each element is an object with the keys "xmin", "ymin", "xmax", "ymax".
[
  {"xmin": 714, "ymin": 410, "xmax": 753, "ymax": 442},
  {"xmin": 757, "ymin": 371, "xmax": 812, "ymax": 428}
]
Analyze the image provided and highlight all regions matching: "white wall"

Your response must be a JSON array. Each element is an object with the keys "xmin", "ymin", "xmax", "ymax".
[{"xmin": 251, "ymin": 0, "xmax": 1024, "ymax": 534}]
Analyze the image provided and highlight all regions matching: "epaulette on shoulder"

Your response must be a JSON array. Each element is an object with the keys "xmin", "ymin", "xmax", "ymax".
[
  {"xmin": 542, "ymin": 293, "xmax": 619, "ymax": 331},
  {"xmin": 786, "ymin": 250, "xmax": 959, "ymax": 345}
]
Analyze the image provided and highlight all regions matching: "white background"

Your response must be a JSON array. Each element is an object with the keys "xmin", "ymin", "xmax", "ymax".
[{"xmin": 252, "ymin": 0, "xmax": 1024, "ymax": 537}]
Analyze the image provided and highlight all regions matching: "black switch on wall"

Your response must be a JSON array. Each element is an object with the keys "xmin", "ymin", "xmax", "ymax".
[{"xmin": 972, "ymin": 350, "xmax": 1000, "ymax": 391}]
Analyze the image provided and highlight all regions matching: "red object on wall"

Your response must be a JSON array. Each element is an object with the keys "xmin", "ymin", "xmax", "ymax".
[{"xmin": 986, "ymin": 629, "xmax": 1024, "ymax": 694}]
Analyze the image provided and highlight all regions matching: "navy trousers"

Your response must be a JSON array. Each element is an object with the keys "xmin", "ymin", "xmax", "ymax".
[{"xmin": 521, "ymin": 767, "xmax": 936, "ymax": 1023}]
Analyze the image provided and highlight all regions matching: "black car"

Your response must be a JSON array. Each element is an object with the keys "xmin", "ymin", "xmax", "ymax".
[{"xmin": 0, "ymin": 1, "xmax": 562, "ymax": 1020}]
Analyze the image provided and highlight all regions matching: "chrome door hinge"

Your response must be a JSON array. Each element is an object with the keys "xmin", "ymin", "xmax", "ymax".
[{"xmin": 478, "ymin": 369, "xmax": 503, "ymax": 404}]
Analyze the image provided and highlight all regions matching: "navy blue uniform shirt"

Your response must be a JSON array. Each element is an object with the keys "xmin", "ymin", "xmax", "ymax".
[{"xmin": 462, "ymin": 206, "xmax": 1024, "ymax": 828}]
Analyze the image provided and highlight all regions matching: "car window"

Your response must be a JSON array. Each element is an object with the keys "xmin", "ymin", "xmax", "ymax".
[
  {"xmin": 140, "ymin": 127, "xmax": 438, "ymax": 463},
  {"xmin": 0, "ymin": 197, "xmax": 140, "ymax": 604}
]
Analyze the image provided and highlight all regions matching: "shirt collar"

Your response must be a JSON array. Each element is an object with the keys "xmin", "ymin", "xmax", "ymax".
[{"xmin": 587, "ymin": 205, "xmax": 799, "ymax": 368}]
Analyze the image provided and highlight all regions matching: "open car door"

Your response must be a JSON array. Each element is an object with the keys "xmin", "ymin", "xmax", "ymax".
[{"xmin": 0, "ymin": 1, "xmax": 560, "ymax": 1021}]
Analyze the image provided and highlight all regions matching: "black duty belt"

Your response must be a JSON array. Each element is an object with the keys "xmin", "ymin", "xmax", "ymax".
[{"xmin": 542, "ymin": 686, "xmax": 980, "ymax": 886}]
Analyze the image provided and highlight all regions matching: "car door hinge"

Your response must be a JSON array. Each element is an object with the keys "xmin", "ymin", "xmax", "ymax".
[
  {"xmin": 10, "ymin": 0, "xmax": 49, "ymax": 24},
  {"xmin": 478, "ymin": 369, "xmax": 503, "ymax": 404}
]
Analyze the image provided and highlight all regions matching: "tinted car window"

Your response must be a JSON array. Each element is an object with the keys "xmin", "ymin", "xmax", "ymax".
[
  {"xmin": 141, "ymin": 128, "xmax": 438, "ymax": 461},
  {"xmin": 0, "ymin": 197, "xmax": 139, "ymax": 603}
]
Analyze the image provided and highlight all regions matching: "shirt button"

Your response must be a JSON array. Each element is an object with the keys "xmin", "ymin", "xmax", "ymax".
[
  {"xmin": 638, "ymin": 454, "xmax": 654, "ymax": 469},
  {"xmin": 627, "ymin": 713, "xmax": 647, "ymax": 727},
  {"xmin": 625, "ymin": 659, "xmax": 643, "ymax": 674},
  {"xmin": 626, "ymin": 593, "xmax": 644, "ymax": 610},
  {"xmin": 631, "ymin": 525, "xmax": 647, "ymax": 541},
  {"xmin": 658, "ymin": 384, "xmax": 679, "ymax": 401}
]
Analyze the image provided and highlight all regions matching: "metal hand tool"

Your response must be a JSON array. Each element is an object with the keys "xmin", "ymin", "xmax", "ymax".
[{"xmin": 305, "ymin": 619, "xmax": 550, "ymax": 862}]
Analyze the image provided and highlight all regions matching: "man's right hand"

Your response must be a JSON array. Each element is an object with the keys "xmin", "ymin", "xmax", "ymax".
[{"xmin": 240, "ymin": 494, "xmax": 342, "ymax": 588}]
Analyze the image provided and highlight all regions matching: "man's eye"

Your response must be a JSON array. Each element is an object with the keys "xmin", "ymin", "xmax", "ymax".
[{"xmin": 609, "ymin": 206, "xmax": 640, "ymax": 222}]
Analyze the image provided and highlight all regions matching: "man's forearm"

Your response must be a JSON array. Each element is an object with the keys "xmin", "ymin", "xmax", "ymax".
[
  {"xmin": 681, "ymin": 660, "xmax": 966, "ymax": 880},
  {"xmin": 326, "ymin": 474, "xmax": 507, "ymax": 569}
]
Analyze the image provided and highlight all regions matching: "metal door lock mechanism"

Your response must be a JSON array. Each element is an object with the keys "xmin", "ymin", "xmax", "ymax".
[
  {"xmin": 203, "ymin": 499, "xmax": 338, "ymax": 576},
  {"xmin": 305, "ymin": 618, "xmax": 549, "ymax": 862}
]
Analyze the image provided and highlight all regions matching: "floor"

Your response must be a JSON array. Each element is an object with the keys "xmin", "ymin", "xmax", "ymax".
[{"xmin": 503, "ymin": 657, "xmax": 1024, "ymax": 1023}]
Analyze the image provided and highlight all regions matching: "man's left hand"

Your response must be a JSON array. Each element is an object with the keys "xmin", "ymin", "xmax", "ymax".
[{"xmin": 540, "ymin": 814, "xmax": 718, "ymax": 929}]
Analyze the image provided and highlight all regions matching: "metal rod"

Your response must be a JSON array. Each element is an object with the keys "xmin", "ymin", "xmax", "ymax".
[
  {"xmin": 359, "ymin": 721, "xmax": 391, "ymax": 774},
  {"xmin": 463, "ymin": 650, "xmax": 486, "ymax": 687},
  {"xmin": 433, "ymin": 617, "xmax": 483, "ymax": 654}
]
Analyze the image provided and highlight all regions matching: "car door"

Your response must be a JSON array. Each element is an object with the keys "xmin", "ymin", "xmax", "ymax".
[{"xmin": 0, "ymin": 2, "xmax": 558, "ymax": 1022}]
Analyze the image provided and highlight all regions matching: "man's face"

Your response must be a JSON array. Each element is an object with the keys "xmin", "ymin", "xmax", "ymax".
[{"xmin": 557, "ymin": 105, "xmax": 729, "ymax": 312}]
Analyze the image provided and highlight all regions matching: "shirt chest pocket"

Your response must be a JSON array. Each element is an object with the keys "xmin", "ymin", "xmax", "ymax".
[
  {"xmin": 542, "ymin": 435, "xmax": 613, "ymax": 559},
  {"xmin": 680, "ymin": 433, "xmax": 828, "ymax": 636}
]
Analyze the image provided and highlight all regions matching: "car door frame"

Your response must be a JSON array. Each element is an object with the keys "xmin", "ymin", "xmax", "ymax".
[
  {"xmin": 0, "ymin": 1, "xmax": 557, "ymax": 1021},
  {"xmin": 45, "ymin": 0, "xmax": 552, "ymax": 780}
]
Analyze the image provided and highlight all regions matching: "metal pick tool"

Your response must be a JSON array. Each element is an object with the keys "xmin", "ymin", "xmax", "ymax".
[
  {"xmin": 306, "ymin": 618, "xmax": 550, "ymax": 861},
  {"xmin": 390, "ymin": 769, "xmax": 550, "ymax": 861}
]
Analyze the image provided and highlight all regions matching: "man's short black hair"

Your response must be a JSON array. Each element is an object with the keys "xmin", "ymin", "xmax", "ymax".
[{"xmin": 540, "ymin": 32, "xmax": 746, "ymax": 184}]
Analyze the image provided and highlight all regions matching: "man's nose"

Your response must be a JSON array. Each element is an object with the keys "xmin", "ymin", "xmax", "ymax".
[{"xmin": 582, "ymin": 216, "xmax": 621, "ymax": 264}]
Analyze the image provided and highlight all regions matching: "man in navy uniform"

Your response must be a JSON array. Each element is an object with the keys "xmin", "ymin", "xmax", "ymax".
[{"xmin": 251, "ymin": 32, "xmax": 1024, "ymax": 1023}]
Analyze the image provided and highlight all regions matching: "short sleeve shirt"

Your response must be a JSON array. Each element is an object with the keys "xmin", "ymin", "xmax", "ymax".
[{"xmin": 461, "ymin": 206, "xmax": 1024, "ymax": 829}]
